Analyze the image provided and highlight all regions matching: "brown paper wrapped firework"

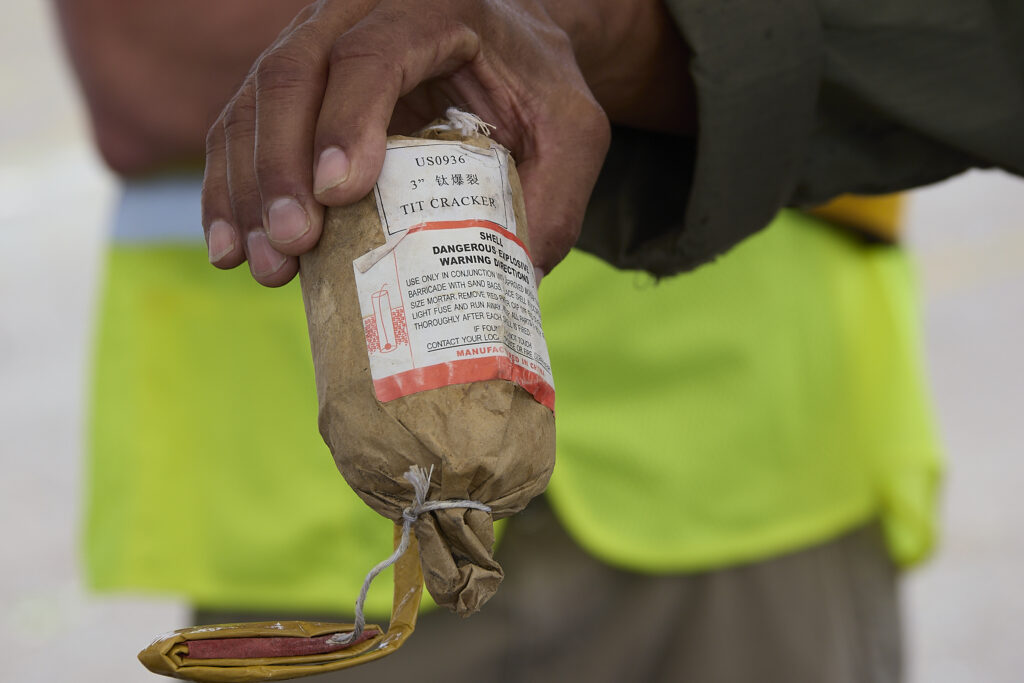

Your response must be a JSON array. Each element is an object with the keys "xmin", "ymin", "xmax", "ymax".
[
  {"xmin": 138, "ymin": 111, "xmax": 554, "ymax": 682},
  {"xmin": 299, "ymin": 109, "xmax": 556, "ymax": 616}
]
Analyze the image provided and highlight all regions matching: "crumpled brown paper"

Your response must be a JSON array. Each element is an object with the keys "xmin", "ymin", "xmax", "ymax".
[{"xmin": 299, "ymin": 121, "xmax": 556, "ymax": 616}]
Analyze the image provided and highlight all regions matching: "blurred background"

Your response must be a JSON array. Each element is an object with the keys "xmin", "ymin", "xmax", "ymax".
[{"xmin": 2, "ymin": 2, "xmax": 1022, "ymax": 681}]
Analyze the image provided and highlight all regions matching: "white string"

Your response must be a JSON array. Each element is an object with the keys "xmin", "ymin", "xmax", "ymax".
[
  {"xmin": 325, "ymin": 465, "xmax": 491, "ymax": 646},
  {"xmin": 423, "ymin": 107, "xmax": 496, "ymax": 137}
]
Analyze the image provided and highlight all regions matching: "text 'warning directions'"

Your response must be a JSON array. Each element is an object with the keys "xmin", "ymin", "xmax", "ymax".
[{"xmin": 352, "ymin": 219, "xmax": 554, "ymax": 410}]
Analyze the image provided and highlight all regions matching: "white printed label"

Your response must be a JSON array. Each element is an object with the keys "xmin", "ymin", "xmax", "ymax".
[
  {"xmin": 352, "ymin": 220, "xmax": 554, "ymax": 410},
  {"xmin": 372, "ymin": 140, "xmax": 517, "ymax": 237}
]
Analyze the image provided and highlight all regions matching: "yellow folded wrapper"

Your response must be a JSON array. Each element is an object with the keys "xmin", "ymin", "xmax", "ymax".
[{"xmin": 139, "ymin": 526, "xmax": 421, "ymax": 681}]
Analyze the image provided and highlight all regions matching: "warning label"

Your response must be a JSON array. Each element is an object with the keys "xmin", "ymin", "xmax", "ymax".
[{"xmin": 353, "ymin": 220, "xmax": 554, "ymax": 410}]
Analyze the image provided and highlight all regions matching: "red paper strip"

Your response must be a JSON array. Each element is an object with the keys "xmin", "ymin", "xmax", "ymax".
[{"xmin": 186, "ymin": 628, "xmax": 381, "ymax": 660}]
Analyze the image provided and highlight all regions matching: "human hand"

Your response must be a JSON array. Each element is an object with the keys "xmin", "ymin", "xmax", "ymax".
[{"xmin": 202, "ymin": 0, "xmax": 622, "ymax": 286}]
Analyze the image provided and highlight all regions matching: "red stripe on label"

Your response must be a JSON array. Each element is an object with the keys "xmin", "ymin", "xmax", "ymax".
[
  {"xmin": 374, "ymin": 356, "xmax": 555, "ymax": 411},
  {"xmin": 405, "ymin": 220, "xmax": 530, "ymax": 258}
]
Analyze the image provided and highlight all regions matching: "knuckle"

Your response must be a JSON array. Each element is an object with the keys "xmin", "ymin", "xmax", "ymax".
[
  {"xmin": 437, "ymin": 17, "xmax": 480, "ymax": 63},
  {"xmin": 221, "ymin": 93, "xmax": 256, "ymax": 138},
  {"xmin": 200, "ymin": 177, "xmax": 220, "ymax": 213},
  {"xmin": 369, "ymin": 5, "xmax": 404, "ymax": 29},
  {"xmin": 255, "ymin": 48, "xmax": 315, "ymax": 95},
  {"xmin": 330, "ymin": 42, "xmax": 405, "ymax": 104},
  {"xmin": 228, "ymin": 186, "xmax": 262, "ymax": 220},
  {"xmin": 328, "ymin": 32, "xmax": 389, "ymax": 71},
  {"xmin": 416, "ymin": 5, "xmax": 471, "ymax": 43},
  {"xmin": 290, "ymin": 3, "xmax": 317, "ymax": 28},
  {"xmin": 199, "ymin": 195, "xmax": 217, "ymax": 225},
  {"xmin": 327, "ymin": 13, "xmax": 409, "ymax": 79},
  {"xmin": 555, "ymin": 91, "xmax": 611, "ymax": 153},
  {"xmin": 204, "ymin": 117, "xmax": 226, "ymax": 155}
]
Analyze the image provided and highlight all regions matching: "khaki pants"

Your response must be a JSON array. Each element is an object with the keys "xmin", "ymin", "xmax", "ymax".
[{"xmin": 197, "ymin": 499, "xmax": 901, "ymax": 683}]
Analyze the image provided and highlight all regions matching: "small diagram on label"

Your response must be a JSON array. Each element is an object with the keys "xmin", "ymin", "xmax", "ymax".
[{"xmin": 363, "ymin": 285, "xmax": 409, "ymax": 354}]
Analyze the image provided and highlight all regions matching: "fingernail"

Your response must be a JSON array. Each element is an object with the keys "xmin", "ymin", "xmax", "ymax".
[
  {"xmin": 314, "ymin": 147, "xmax": 350, "ymax": 194},
  {"xmin": 533, "ymin": 266, "xmax": 545, "ymax": 287},
  {"xmin": 266, "ymin": 197, "xmax": 310, "ymax": 244},
  {"xmin": 208, "ymin": 220, "xmax": 236, "ymax": 263},
  {"xmin": 246, "ymin": 230, "xmax": 288, "ymax": 277}
]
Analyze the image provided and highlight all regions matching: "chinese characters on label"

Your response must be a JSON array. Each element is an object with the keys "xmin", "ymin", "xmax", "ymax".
[{"xmin": 372, "ymin": 140, "xmax": 517, "ymax": 237}]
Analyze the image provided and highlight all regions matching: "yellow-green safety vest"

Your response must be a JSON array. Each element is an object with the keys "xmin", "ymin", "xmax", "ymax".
[{"xmin": 85, "ymin": 178, "xmax": 941, "ymax": 616}]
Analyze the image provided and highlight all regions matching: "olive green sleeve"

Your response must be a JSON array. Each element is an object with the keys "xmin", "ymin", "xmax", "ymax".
[{"xmin": 577, "ymin": 0, "xmax": 1024, "ymax": 276}]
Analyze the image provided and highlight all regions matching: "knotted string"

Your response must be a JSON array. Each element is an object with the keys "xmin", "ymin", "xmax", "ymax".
[
  {"xmin": 326, "ymin": 465, "xmax": 491, "ymax": 646},
  {"xmin": 423, "ymin": 107, "xmax": 496, "ymax": 137}
]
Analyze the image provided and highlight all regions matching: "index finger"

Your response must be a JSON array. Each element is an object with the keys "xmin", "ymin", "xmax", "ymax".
[
  {"xmin": 310, "ymin": 4, "xmax": 480, "ymax": 206},
  {"xmin": 251, "ymin": 21, "xmax": 330, "ymax": 254}
]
